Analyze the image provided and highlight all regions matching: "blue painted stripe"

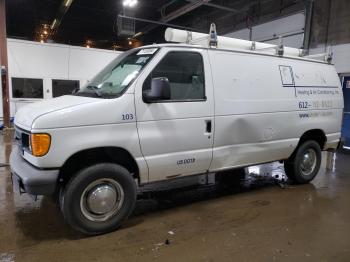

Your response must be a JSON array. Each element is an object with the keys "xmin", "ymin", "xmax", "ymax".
[{"xmin": 283, "ymin": 85, "xmax": 338, "ymax": 88}]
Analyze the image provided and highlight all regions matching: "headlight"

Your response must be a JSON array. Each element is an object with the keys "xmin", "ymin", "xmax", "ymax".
[{"xmin": 30, "ymin": 133, "xmax": 51, "ymax": 157}]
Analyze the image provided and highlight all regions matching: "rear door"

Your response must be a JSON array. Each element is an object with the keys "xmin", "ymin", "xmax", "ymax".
[{"xmin": 134, "ymin": 48, "xmax": 214, "ymax": 182}]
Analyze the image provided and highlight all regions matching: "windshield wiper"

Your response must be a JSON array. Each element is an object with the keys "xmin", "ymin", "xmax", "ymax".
[
  {"xmin": 72, "ymin": 87, "xmax": 80, "ymax": 94},
  {"xmin": 86, "ymin": 85, "xmax": 102, "ymax": 97}
]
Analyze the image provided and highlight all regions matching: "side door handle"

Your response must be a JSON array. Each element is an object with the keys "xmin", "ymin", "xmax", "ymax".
[{"xmin": 205, "ymin": 120, "xmax": 212, "ymax": 133}]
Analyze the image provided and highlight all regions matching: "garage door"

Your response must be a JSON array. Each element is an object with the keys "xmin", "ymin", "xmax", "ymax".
[{"xmin": 342, "ymin": 76, "xmax": 350, "ymax": 149}]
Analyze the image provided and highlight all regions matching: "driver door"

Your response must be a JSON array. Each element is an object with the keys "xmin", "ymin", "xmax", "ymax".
[{"xmin": 135, "ymin": 48, "xmax": 214, "ymax": 182}]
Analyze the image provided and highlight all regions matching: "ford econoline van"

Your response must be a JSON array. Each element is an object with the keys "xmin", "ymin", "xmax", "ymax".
[{"xmin": 10, "ymin": 28, "xmax": 344, "ymax": 234}]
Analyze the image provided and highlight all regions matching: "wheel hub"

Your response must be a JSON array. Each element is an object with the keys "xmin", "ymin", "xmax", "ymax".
[
  {"xmin": 300, "ymin": 149, "xmax": 317, "ymax": 176},
  {"xmin": 86, "ymin": 184, "xmax": 117, "ymax": 215},
  {"xmin": 80, "ymin": 178, "xmax": 124, "ymax": 222}
]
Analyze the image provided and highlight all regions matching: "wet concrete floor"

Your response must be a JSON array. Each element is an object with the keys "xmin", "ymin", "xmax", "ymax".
[{"xmin": 0, "ymin": 131, "xmax": 350, "ymax": 261}]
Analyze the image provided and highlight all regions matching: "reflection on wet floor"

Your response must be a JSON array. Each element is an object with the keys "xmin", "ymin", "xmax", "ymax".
[{"xmin": 0, "ymin": 130, "xmax": 350, "ymax": 262}]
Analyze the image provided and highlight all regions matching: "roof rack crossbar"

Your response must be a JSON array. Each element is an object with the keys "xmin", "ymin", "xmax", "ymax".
[{"xmin": 302, "ymin": 46, "xmax": 333, "ymax": 63}]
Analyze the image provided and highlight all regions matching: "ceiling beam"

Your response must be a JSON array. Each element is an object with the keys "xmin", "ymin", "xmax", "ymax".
[
  {"xmin": 140, "ymin": 0, "xmax": 212, "ymax": 35},
  {"xmin": 184, "ymin": 0, "xmax": 245, "ymax": 13},
  {"xmin": 159, "ymin": 0, "xmax": 212, "ymax": 23},
  {"xmin": 138, "ymin": 0, "xmax": 252, "ymax": 36},
  {"xmin": 118, "ymin": 15, "xmax": 203, "ymax": 32}
]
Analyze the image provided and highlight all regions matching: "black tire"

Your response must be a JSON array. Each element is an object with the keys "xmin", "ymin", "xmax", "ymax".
[
  {"xmin": 284, "ymin": 140, "xmax": 322, "ymax": 184},
  {"xmin": 60, "ymin": 163, "xmax": 137, "ymax": 235}
]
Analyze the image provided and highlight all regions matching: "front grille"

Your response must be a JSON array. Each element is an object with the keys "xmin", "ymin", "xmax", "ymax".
[
  {"xmin": 15, "ymin": 126, "xmax": 30, "ymax": 152},
  {"xmin": 21, "ymin": 133, "xmax": 30, "ymax": 148}
]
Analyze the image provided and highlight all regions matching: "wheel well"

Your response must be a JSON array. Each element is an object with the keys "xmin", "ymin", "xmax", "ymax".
[
  {"xmin": 298, "ymin": 129, "xmax": 327, "ymax": 150},
  {"xmin": 58, "ymin": 147, "xmax": 140, "ymax": 186}
]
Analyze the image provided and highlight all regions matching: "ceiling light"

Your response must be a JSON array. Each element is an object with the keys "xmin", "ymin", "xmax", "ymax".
[
  {"xmin": 123, "ymin": 0, "xmax": 138, "ymax": 8},
  {"xmin": 133, "ymin": 31, "xmax": 143, "ymax": 38},
  {"xmin": 85, "ymin": 40, "xmax": 93, "ymax": 48},
  {"xmin": 51, "ymin": 19, "xmax": 57, "ymax": 30}
]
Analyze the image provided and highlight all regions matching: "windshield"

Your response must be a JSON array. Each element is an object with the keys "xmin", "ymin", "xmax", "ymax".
[{"xmin": 74, "ymin": 47, "xmax": 158, "ymax": 98}]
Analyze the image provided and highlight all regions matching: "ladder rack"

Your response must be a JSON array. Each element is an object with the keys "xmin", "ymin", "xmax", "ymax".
[{"xmin": 164, "ymin": 24, "xmax": 333, "ymax": 63}]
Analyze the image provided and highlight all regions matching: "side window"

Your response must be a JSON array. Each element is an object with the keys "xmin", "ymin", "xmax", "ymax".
[
  {"xmin": 52, "ymin": 79, "xmax": 80, "ymax": 97},
  {"xmin": 143, "ymin": 51, "xmax": 205, "ymax": 101},
  {"xmin": 12, "ymin": 78, "xmax": 43, "ymax": 99}
]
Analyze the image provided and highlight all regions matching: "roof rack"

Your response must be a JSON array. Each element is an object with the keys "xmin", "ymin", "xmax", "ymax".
[{"xmin": 164, "ymin": 23, "xmax": 333, "ymax": 63}]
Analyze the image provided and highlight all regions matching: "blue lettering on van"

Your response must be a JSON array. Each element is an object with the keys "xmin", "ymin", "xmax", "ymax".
[
  {"xmin": 298, "ymin": 101, "xmax": 310, "ymax": 109},
  {"xmin": 299, "ymin": 113, "xmax": 309, "ymax": 118}
]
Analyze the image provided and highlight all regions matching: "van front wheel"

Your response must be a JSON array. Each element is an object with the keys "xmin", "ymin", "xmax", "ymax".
[
  {"xmin": 60, "ymin": 163, "xmax": 137, "ymax": 235},
  {"xmin": 284, "ymin": 140, "xmax": 321, "ymax": 184}
]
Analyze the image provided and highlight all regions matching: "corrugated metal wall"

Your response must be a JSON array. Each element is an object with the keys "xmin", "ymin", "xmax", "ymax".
[{"xmin": 310, "ymin": 0, "xmax": 350, "ymax": 48}]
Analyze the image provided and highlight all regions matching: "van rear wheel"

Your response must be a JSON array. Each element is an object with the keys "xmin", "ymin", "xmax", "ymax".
[
  {"xmin": 284, "ymin": 140, "xmax": 321, "ymax": 184},
  {"xmin": 60, "ymin": 163, "xmax": 137, "ymax": 235}
]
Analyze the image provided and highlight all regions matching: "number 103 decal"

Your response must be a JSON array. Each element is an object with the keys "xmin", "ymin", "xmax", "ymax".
[{"xmin": 122, "ymin": 114, "xmax": 134, "ymax": 120}]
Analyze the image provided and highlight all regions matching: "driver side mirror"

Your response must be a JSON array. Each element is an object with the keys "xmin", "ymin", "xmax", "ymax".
[{"xmin": 143, "ymin": 77, "xmax": 171, "ymax": 103}]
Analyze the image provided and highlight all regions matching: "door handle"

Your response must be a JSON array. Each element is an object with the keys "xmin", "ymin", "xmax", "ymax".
[{"xmin": 205, "ymin": 120, "xmax": 212, "ymax": 133}]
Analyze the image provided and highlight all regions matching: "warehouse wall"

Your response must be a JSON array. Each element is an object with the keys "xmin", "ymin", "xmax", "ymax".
[
  {"xmin": 310, "ymin": 0, "xmax": 350, "ymax": 48},
  {"xmin": 224, "ymin": 13, "xmax": 305, "ymax": 48},
  {"xmin": 0, "ymin": 39, "xmax": 121, "ymax": 119},
  {"xmin": 309, "ymin": 0, "xmax": 350, "ymax": 74},
  {"xmin": 225, "ymin": 9, "xmax": 350, "ymax": 74}
]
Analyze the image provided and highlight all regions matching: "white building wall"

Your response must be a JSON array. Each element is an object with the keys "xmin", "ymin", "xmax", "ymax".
[{"xmin": 1, "ymin": 39, "xmax": 121, "ymax": 119}]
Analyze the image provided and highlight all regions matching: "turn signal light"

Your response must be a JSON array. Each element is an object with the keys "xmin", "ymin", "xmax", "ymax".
[{"xmin": 31, "ymin": 133, "xmax": 51, "ymax": 157}]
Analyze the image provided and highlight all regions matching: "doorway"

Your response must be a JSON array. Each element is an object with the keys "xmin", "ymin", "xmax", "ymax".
[{"xmin": 341, "ymin": 75, "xmax": 350, "ymax": 150}]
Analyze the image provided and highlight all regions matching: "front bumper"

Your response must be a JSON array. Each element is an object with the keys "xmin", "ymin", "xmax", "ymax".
[{"xmin": 10, "ymin": 146, "xmax": 59, "ymax": 195}]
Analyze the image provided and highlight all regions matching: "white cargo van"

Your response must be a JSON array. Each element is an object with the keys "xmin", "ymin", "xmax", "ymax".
[{"xmin": 10, "ymin": 27, "xmax": 344, "ymax": 235}]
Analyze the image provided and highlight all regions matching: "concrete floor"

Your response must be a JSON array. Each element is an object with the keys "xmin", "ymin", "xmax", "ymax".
[{"xmin": 0, "ymin": 132, "xmax": 350, "ymax": 262}]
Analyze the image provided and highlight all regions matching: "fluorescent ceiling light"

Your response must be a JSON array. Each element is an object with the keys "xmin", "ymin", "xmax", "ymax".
[
  {"xmin": 123, "ymin": 0, "xmax": 138, "ymax": 8},
  {"xmin": 51, "ymin": 19, "xmax": 57, "ymax": 30},
  {"xmin": 64, "ymin": 0, "xmax": 73, "ymax": 7}
]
